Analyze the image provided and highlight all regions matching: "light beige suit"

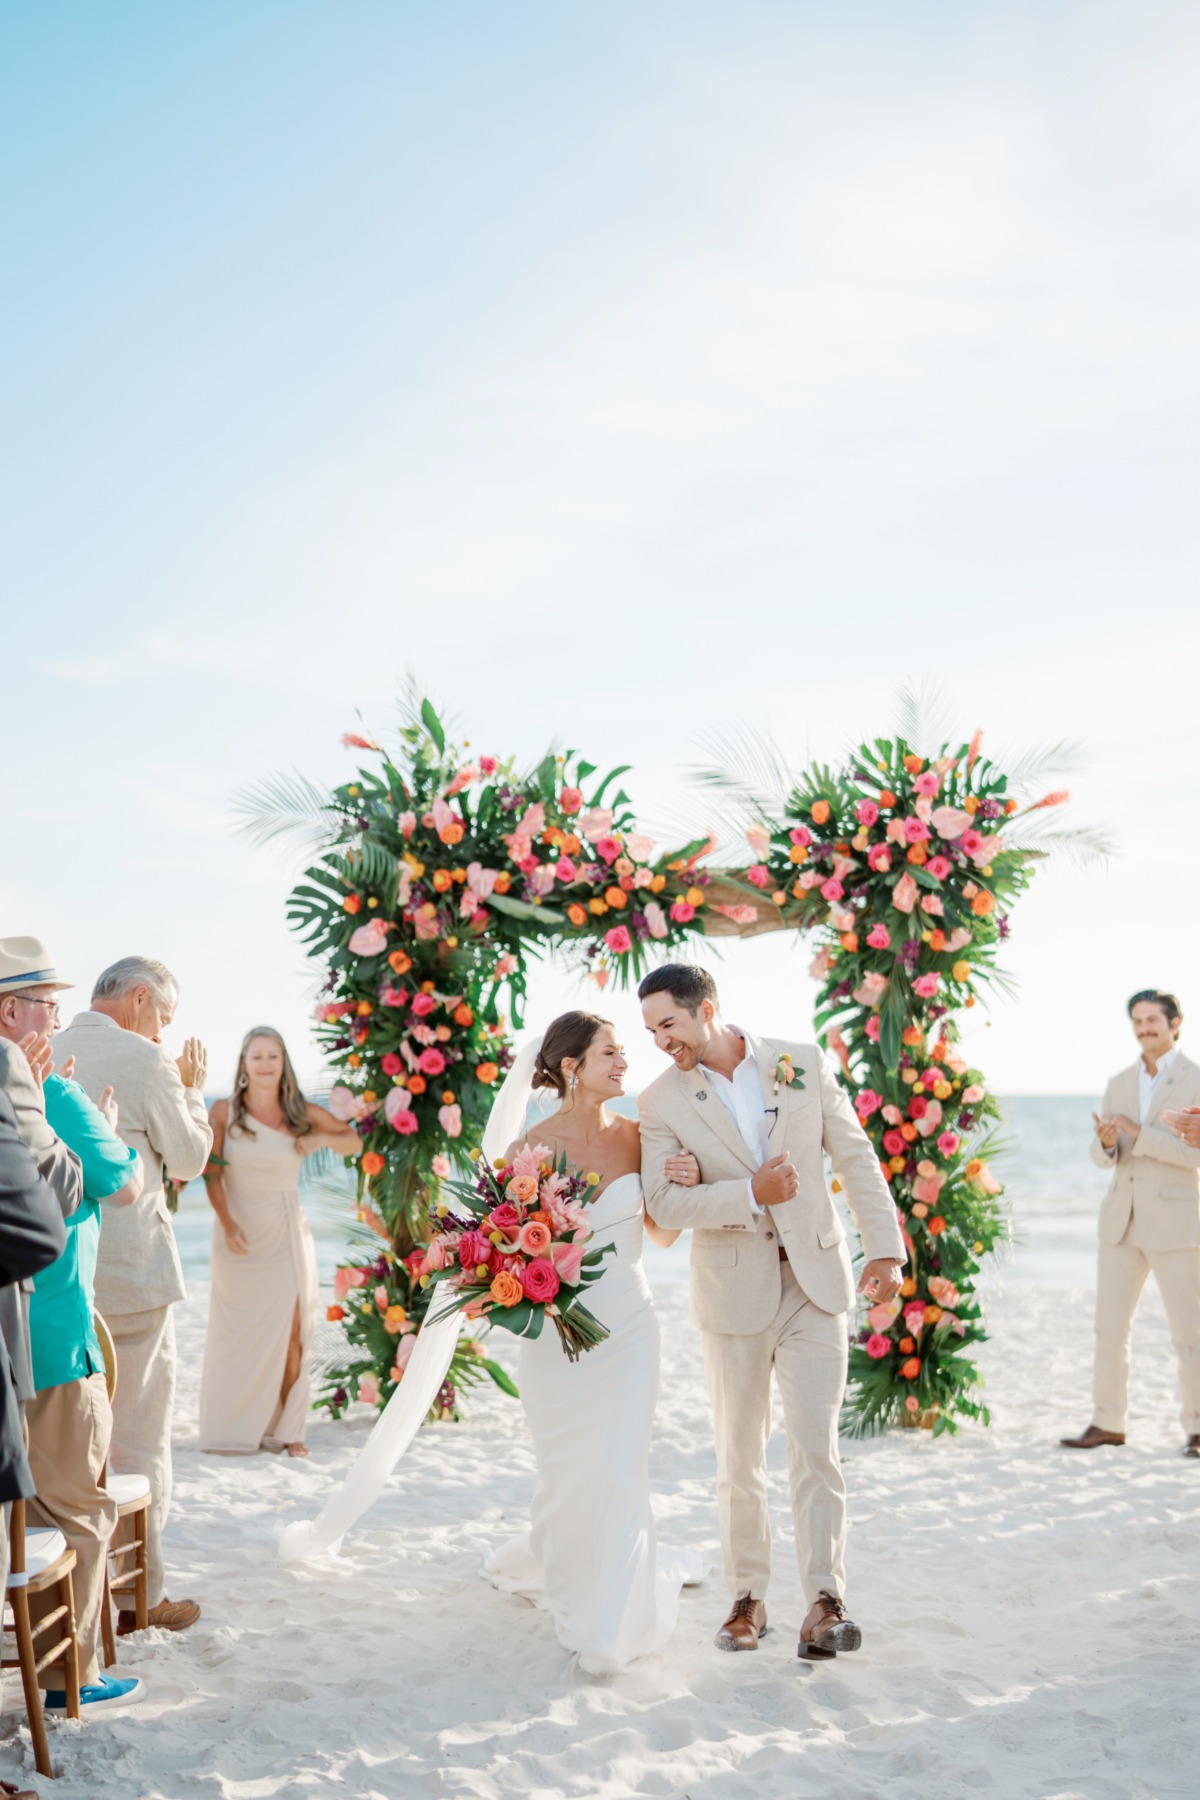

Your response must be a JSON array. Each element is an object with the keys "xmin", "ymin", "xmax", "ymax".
[
  {"xmin": 1089, "ymin": 1052, "xmax": 1200, "ymax": 1436},
  {"xmin": 640, "ymin": 1035, "xmax": 904, "ymax": 1606},
  {"xmin": 51, "ymin": 1011, "xmax": 212, "ymax": 1604}
]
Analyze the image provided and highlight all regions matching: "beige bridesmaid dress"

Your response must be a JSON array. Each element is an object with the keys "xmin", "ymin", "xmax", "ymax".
[{"xmin": 199, "ymin": 1119, "xmax": 319, "ymax": 1453}]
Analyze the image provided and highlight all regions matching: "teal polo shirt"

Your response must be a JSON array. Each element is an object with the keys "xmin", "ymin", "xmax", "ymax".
[{"xmin": 31, "ymin": 1073, "xmax": 139, "ymax": 1392}]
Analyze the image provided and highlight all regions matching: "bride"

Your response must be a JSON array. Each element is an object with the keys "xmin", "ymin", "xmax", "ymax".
[{"xmin": 484, "ymin": 1009, "xmax": 704, "ymax": 1674}]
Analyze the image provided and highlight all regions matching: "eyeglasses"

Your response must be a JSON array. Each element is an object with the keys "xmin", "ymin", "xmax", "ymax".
[{"xmin": 20, "ymin": 997, "xmax": 60, "ymax": 1020}]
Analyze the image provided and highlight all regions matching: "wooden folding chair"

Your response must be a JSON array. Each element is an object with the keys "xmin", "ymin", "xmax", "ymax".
[
  {"xmin": 3, "ymin": 1498, "xmax": 81, "ymax": 1777},
  {"xmin": 93, "ymin": 1313, "xmax": 150, "ymax": 1665}
]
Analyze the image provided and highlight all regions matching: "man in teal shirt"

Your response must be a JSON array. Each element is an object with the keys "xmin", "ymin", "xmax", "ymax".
[{"xmin": 7, "ymin": 996, "xmax": 147, "ymax": 1712}]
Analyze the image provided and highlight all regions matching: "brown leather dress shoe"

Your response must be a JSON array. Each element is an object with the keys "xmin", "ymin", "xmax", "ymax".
[
  {"xmin": 1184, "ymin": 1435, "xmax": 1200, "ymax": 1458},
  {"xmin": 798, "ymin": 1592, "xmax": 862, "ymax": 1659},
  {"xmin": 715, "ymin": 1595, "xmax": 767, "ymax": 1651},
  {"xmin": 1, "ymin": 1781, "xmax": 40, "ymax": 1799},
  {"xmin": 117, "ymin": 1597, "xmax": 201, "ymax": 1636},
  {"xmin": 1060, "ymin": 1424, "xmax": 1126, "ymax": 1449}
]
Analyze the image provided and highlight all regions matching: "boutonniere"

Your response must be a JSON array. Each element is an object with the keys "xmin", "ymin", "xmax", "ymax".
[{"xmin": 773, "ymin": 1053, "xmax": 804, "ymax": 1097}]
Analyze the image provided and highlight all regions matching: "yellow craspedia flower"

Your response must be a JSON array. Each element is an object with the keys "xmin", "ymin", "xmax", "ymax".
[
  {"xmin": 419, "ymin": 1274, "xmax": 430, "ymax": 1288},
  {"xmin": 973, "ymin": 1240, "xmax": 984, "ymax": 1254},
  {"xmin": 469, "ymin": 1148, "xmax": 482, "ymax": 1162},
  {"xmin": 436, "ymin": 1203, "xmax": 449, "ymax": 1217},
  {"xmin": 586, "ymin": 1172, "xmax": 601, "ymax": 1186},
  {"xmin": 489, "ymin": 1231, "xmax": 504, "ymax": 1246},
  {"xmin": 476, "ymin": 1263, "xmax": 490, "ymax": 1279}
]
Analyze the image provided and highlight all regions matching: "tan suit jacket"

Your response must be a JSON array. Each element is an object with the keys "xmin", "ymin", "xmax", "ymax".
[
  {"xmin": 1090, "ymin": 1051, "xmax": 1200, "ymax": 1251},
  {"xmin": 639, "ymin": 1034, "xmax": 905, "ymax": 1330},
  {"xmin": 52, "ymin": 1012, "xmax": 212, "ymax": 1315}
]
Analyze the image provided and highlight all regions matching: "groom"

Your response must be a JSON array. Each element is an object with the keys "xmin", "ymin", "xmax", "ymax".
[{"xmin": 639, "ymin": 964, "xmax": 905, "ymax": 1660}]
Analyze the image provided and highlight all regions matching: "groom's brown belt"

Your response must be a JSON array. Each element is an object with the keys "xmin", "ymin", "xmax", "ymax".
[{"xmin": 778, "ymin": 1245, "xmax": 788, "ymax": 1262}]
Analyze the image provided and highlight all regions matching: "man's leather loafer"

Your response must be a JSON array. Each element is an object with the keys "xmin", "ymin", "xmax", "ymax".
[
  {"xmin": 1060, "ymin": 1424, "xmax": 1126, "ymax": 1450},
  {"xmin": 117, "ymin": 1596, "xmax": 201, "ymax": 1636},
  {"xmin": 798, "ymin": 1592, "xmax": 861, "ymax": 1660},
  {"xmin": 1184, "ymin": 1435, "xmax": 1200, "ymax": 1459},
  {"xmin": 715, "ymin": 1595, "xmax": 767, "ymax": 1651}
]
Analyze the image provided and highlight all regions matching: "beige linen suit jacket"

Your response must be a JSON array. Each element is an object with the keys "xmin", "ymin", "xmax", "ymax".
[
  {"xmin": 52, "ymin": 1012, "xmax": 212, "ymax": 1315},
  {"xmin": 1090, "ymin": 1051, "xmax": 1200, "ymax": 1251},
  {"xmin": 639, "ymin": 1034, "xmax": 906, "ymax": 1331}
]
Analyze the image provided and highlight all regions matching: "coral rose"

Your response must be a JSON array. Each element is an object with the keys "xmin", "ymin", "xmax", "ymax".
[
  {"xmin": 326, "ymin": 1304, "xmax": 345, "ymax": 1322},
  {"xmin": 900, "ymin": 1357, "xmax": 921, "ymax": 1379},
  {"xmin": 519, "ymin": 1220, "xmax": 552, "ymax": 1255},
  {"xmin": 521, "ymin": 1258, "xmax": 561, "ymax": 1303},
  {"xmin": 458, "ymin": 1229, "xmax": 491, "ymax": 1270},
  {"xmin": 489, "ymin": 1270, "xmax": 524, "ymax": 1308},
  {"xmin": 810, "ymin": 799, "xmax": 831, "ymax": 824},
  {"xmin": 865, "ymin": 1333, "xmax": 892, "ymax": 1360},
  {"xmin": 361, "ymin": 1151, "xmax": 386, "ymax": 1177},
  {"xmin": 866, "ymin": 924, "xmax": 891, "ymax": 950},
  {"xmin": 971, "ymin": 890, "xmax": 995, "ymax": 916}
]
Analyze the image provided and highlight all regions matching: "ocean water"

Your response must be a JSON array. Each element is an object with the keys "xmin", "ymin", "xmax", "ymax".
[{"xmin": 171, "ymin": 1095, "xmax": 1108, "ymax": 1293}]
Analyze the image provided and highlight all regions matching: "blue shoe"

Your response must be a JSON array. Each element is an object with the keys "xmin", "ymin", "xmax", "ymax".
[{"xmin": 43, "ymin": 1672, "xmax": 144, "ymax": 1713}]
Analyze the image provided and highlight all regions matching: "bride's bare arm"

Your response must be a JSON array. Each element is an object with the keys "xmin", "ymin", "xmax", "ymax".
[
  {"xmin": 641, "ymin": 1133, "xmax": 695, "ymax": 1246},
  {"xmin": 643, "ymin": 1207, "xmax": 681, "ymax": 1248}
]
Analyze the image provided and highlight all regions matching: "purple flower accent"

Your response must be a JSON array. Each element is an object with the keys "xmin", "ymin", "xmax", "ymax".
[
  {"xmin": 958, "ymin": 1110, "xmax": 976, "ymax": 1130},
  {"xmin": 976, "ymin": 798, "xmax": 1002, "ymax": 821},
  {"xmin": 998, "ymin": 913, "xmax": 1011, "ymax": 940},
  {"xmin": 332, "ymin": 1388, "xmax": 348, "ymax": 1408}
]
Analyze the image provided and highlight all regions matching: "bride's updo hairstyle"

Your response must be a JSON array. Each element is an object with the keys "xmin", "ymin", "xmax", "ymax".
[{"xmin": 532, "ymin": 1011, "xmax": 611, "ymax": 1099}]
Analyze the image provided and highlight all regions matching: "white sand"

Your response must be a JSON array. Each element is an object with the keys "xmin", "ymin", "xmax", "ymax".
[{"xmin": 3, "ymin": 1278, "xmax": 1198, "ymax": 1800}]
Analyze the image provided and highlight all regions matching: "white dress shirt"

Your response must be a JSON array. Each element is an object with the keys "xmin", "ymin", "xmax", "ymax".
[
  {"xmin": 1139, "ymin": 1047, "xmax": 1179, "ymax": 1122},
  {"xmin": 700, "ymin": 1028, "xmax": 768, "ymax": 1213}
]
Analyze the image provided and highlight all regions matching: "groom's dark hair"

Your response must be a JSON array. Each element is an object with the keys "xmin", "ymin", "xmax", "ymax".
[{"xmin": 638, "ymin": 963, "xmax": 718, "ymax": 1013}]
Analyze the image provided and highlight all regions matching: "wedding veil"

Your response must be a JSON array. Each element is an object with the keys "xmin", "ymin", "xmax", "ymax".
[{"xmin": 278, "ymin": 1035, "xmax": 544, "ymax": 1562}]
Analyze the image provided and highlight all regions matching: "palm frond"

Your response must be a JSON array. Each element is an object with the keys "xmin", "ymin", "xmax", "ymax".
[
  {"xmin": 893, "ymin": 679, "xmax": 957, "ymax": 754},
  {"xmin": 687, "ymin": 725, "xmax": 795, "ymax": 811},
  {"xmin": 1006, "ymin": 821, "xmax": 1115, "ymax": 869},
  {"xmin": 992, "ymin": 738, "xmax": 1086, "ymax": 790},
  {"xmin": 233, "ymin": 768, "xmax": 338, "ymax": 853}
]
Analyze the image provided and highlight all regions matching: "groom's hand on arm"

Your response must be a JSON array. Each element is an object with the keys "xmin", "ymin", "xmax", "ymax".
[{"xmin": 751, "ymin": 1154, "xmax": 799, "ymax": 1206}]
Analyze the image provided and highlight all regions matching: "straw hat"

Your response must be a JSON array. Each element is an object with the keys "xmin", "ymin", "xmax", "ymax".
[{"xmin": 0, "ymin": 936, "xmax": 74, "ymax": 994}]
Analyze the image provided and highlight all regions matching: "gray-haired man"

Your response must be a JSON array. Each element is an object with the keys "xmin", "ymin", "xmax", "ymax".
[{"xmin": 54, "ymin": 957, "xmax": 212, "ymax": 1635}]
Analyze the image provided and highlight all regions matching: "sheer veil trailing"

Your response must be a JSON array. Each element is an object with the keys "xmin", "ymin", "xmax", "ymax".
[{"xmin": 278, "ymin": 1036, "xmax": 544, "ymax": 1562}]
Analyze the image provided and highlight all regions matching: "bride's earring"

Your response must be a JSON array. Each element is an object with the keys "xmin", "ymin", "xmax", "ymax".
[
  {"xmin": 238, "ymin": 1073, "xmax": 249, "ymax": 1089},
  {"xmin": 569, "ymin": 1070, "xmax": 578, "ymax": 1093}
]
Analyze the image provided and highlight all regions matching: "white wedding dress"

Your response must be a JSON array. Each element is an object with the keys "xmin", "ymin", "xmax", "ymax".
[{"xmin": 485, "ymin": 1172, "xmax": 703, "ymax": 1674}]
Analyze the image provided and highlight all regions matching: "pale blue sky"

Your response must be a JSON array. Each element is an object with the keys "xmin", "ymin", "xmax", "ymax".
[{"xmin": 3, "ymin": 1, "xmax": 1199, "ymax": 1096}]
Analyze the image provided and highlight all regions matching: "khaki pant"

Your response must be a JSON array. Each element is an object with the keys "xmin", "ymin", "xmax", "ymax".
[
  {"xmin": 26, "ymin": 1373, "xmax": 117, "ymax": 1686},
  {"xmin": 702, "ymin": 1258, "xmax": 848, "ymax": 1607},
  {"xmin": 1092, "ymin": 1222, "xmax": 1200, "ymax": 1437},
  {"xmin": 107, "ymin": 1305, "xmax": 176, "ymax": 1608}
]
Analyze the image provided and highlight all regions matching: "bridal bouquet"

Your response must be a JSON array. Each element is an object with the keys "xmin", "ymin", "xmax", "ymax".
[{"xmin": 417, "ymin": 1144, "xmax": 613, "ymax": 1361}]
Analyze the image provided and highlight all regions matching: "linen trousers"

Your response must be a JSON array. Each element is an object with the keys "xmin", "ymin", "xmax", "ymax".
[
  {"xmin": 701, "ymin": 1258, "xmax": 848, "ymax": 1607},
  {"xmin": 1092, "ymin": 1222, "xmax": 1200, "ymax": 1436},
  {"xmin": 107, "ymin": 1304, "xmax": 176, "ymax": 1607},
  {"xmin": 26, "ymin": 1372, "xmax": 118, "ymax": 1685}
]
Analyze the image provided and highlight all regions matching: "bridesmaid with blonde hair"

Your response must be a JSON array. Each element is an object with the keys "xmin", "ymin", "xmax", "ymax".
[{"xmin": 200, "ymin": 1028, "xmax": 360, "ymax": 1457}]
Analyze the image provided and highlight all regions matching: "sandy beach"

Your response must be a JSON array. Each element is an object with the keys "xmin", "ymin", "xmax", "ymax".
[{"xmin": 2, "ymin": 1276, "xmax": 1196, "ymax": 1800}]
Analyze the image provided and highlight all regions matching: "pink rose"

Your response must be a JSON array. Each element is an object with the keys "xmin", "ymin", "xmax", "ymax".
[
  {"xmin": 961, "ymin": 830, "xmax": 984, "ymax": 856},
  {"xmin": 866, "ymin": 924, "xmax": 891, "ymax": 950},
  {"xmin": 488, "ymin": 1202, "xmax": 521, "ymax": 1234},
  {"xmin": 604, "ymin": 925, "xmax": 632, "ymax": 954},
  {"xmin": 855, "ymin": 1089, "xmax": 882, "ymax": 1119},
  {"xmin": 438, "ymin": 1103, "xmax": 462, "ymax": 1138},
  {"xmin": 798, "ymin": 870, "xmax": 822, "ymax": 890},
  {"xmin": 418, "ymin": 1047, "xmax": 447, "ymax": 1076},
  {"xmin": 867, "ymin": 843, "xmax": 892, "ymax": 873},
  {"xmin": 746, "ymin": 865, "xmax": 770, "ymax": 890},
  {"xmin": 912, "ymin": 973, "xmax": 940, "ymax": 998},
  {"xmin": 393, "ymin": 1110, "xmax": 419, "ymax": 1136},
  {"xmin": 912, "ymin": 1176, "xmax": 942, "ymax": 1205},
  {"xmin": 458, "ymin": 1229, "xmax": 491, "ymax": 1271},
  {"xmin": 882, "ymin": 1104, "xmax": 902, "ymax": 1125},
  {"xmin": 381, "ymin": 1052, "xmax": 402, "ymax": 1077},
  {"xmin": 883, "ymin": 1129, "xmax": 905, "ymax": 1156},
  {"xmin": 373, "ymin": 1283, "xmax": 389, "ymax": 1309},
  {"xmin": 411, "ymin": 993, "xmax": 436, "ymax": 1017},
  {"xmin": 479, "ymin": 755, "xmax": 498, "ymax": 776},
  {"xmin": 892, "ymin": 873, "xmax": 919, "ymax": 914},
  {"xmin": 668, "ymin": 902, "xmax": 695, "ymax": 924},
  {"xmin": 913, "ymin": 771, "xmax": 940, "ymax": 797},
  {"xmin": 903, "ymin": 817, "xmax": 931, "ymax": 843},
  {"xmin": 908, "ymin": 1094, "xmax": 929, "ymax": 1120},
  {"xmin": 963, "ymin": 1084, "xmax": 985, "ymax": 1104},
  {"xmin": 937, "ymin": 1132, "xmax": 960, "ymax": 1156},
  {"xmin": 554, "ymin": 856, "xmax": 577, "ymax": 883},
  {"xmin": 925, "ymin": 856, "xmax": 951, "ymax": 881},
  {"xmin": 332, "ymin": 1266, "xmax": 352, "ymax": 1300},
  {"xmin": 392, "ymin": 1334, "xmax": 417, "ymax": 1375},
  {"xmin": 560, "ymin": 786, "xmax": 584, "ymax": 814},
  {"xmin": 549, "ymin": 1240, "xmax": 587, "ymax": 1286},
  {"xmin": 856, "ymin": 800, "xmax": 879, "ymax": 827},
  {"xmin": 820, "ymin": 878, "xmax": 844, "ymax": 902},
  {"xmin": 920, "ymin": 894, "xmax": 944, "ymax": 916},
  {"xmin": 399, "ymin": 811, "xmax": 417, "ymax": 838},
  {"xmin": 596, "ymin": 835, "xmax": 622, "ymax": 865},
  {"xmin": 790, "ymin": 826, "xmax": 813, "ymax": 848},
  {"xmin": 865, "ymin": 1334, "xmax": 892, "ymax": 1360},
  {"xmin": 865, "ymin": 1016, "xmax": 881, "ymax": 1042},
  {"xmin": 358, "ymin": 1373, "xmax": 380, "ymax": 1406},
  {"xmin": 431, "ymin": 1153, "xmax": 451, "ymax": 1179},
  {"xmin": 380, "ymin": 985, "xmax": 407, "ymax": 1008},
  {"xmin": 928, "ymin": 1276, "xmax": 961, "ymax": 1308},
  {"xmin": 384, "ymin": 1087, "xmax": 413, "ymax": 1125},
  {"xmin": 521, "ymin": 1259, "xmax": 561, "ymax": 1303}
]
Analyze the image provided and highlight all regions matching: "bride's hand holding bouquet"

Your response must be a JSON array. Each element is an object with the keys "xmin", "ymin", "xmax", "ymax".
[{"xmin": 418, "ymin": 1143, "xmax": 614, "ymax": 1361}]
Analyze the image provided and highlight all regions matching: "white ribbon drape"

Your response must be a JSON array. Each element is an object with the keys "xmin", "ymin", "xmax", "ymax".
[{"xmin": 278, "ymin": 1036, "xmax": 543, "ymax": 1562}]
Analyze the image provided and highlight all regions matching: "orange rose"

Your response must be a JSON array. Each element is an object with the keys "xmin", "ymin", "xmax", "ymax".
[
  {"xmin": 903, "ymin": 754, "xmax": 924, "ymax": 774},
  {"xmin": 902, "ymin": 1026, "xmax": 923, "ymax": 1047},
  {"xmin": 506, "ymin": 1174, "xmax": 539, "ymax": 1204},
  {"xmin": 877, "ymin": 789, "xmax": 897, "ymax": 808},
  {"xmin": 900, "ymin": 1277, "xmax": 917, "ymax": 1297},
  {"xmin": 928, "ymin": 1216, "xmax": 947, "ymax": 1235},
  {"xmin": 811, "ymin": 799, "xmax": 831, "ymax": 825},
  {"xmin": 906, "ymin": 843, "xmax": 927, "ymax": 865},
  {"xmin": 343, "ymin": 895, "xmax": 362, "ymax": 914},
  {"xmin": 788, "ymin": 844, "xmax": 808, "ymax": 864},
  {"xmin": 441, "ymin": 1089, "xmax": 455, "ymax": 1104},
  {"xmin": 841, "ymin": 932, "xmax": 858, "ymax": 952},
  {"xmin": 489, "ymin": 1270, "xmax": 523, "ymax": 1308},
  {"xmin": 685, "ymin": 886, "xmax": 705, "ymax": 908},
  {"xmin": 952, "ymin": 959, "xmax": 972, "ymax": 982},
  {"xmin": 388, "ymin": 949, "xmax": 412, "ymax": 975},
  {"xmin": 924, "ymin": 1304, "xmax": 943, "ymax": 1323},
  {"xmin": 476, "ymin": 1062, "xmax": 499, "ymax": 1085},
  {"xmin": 432, "ymin": 869, "xmax": 453, "ymax": 892},
  {"xmin": 964, "ymin": 1158, "xmax": 983, "ymax": 1178},
  {"xmin": 361, "ymin": 1152, "xmax": 385, "ymax": 1177},
  {"xmin": 1004, "ymin": 797, "xmax": 1018, "ymax": 814},
  {"xmin": 326, "ymin": 1304, "xmax": 346, "ymax": 1322},
  {"xmin": 899, "ymin": 1336, "xmax": 915, "ymax": 1355},
  {"xmin": 588, "ymin": 897, "xmax": 608, "ymax": 915},
  {"xmin": 529, "ymin": 1209, "xmax": 552, "ymax": 1226},
  {"xmin": 407, "ymin": 1074, "xmax": 427, "ymax": 1095},
  {"xmin": 605, "ymin": 887, "xmax": 627, "ymax": 910},
  {"xmin": 453, "ymin": 1003, "xmax": 474, "ymax": 1027},
  {"xmin": 356, "ymin": 1000, "xmax": 373, "ymax": 1016},
  {"xmin": 562, "ymin": 833, "xmax": 582, "ymax": 856},
  {"xmin": 567, "ymin": 904, "xmax": 587, "ymax": 927},
  {"xmin": 347, "ymin": 1053, "xmax": 362, "ymax": 1068},
  {"xmin": 963, "ymin": 795, "xmax": 980, "ymax": 814},
  {"xmin": 493, "ymin": 871, "xmax": 512, "ymax": 894},
  {"xmin": 439, "ymin": 821, "xmax": 465, "ymax": 845},
  {"xmin": 384, "ymin": 1304, "xmax": 408, "ymax": 1333},
  {"xmin": 650, "ymin": 873, "xmax": 667, "ymax": 893},
  {"xmin": 929, "ymin": 930, "xmax": 947, "ymax": 952},
  {"xmin": 900, "ymin": 1123, "xmax": 918, "ymax": 1143},
  {"xmin": 900, "ymin": 1356, "xmax": 921, "ymax": 1379},
  {"xmin": 971, "ymin": 891, "xmax": 995, "ymax": 917}
]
